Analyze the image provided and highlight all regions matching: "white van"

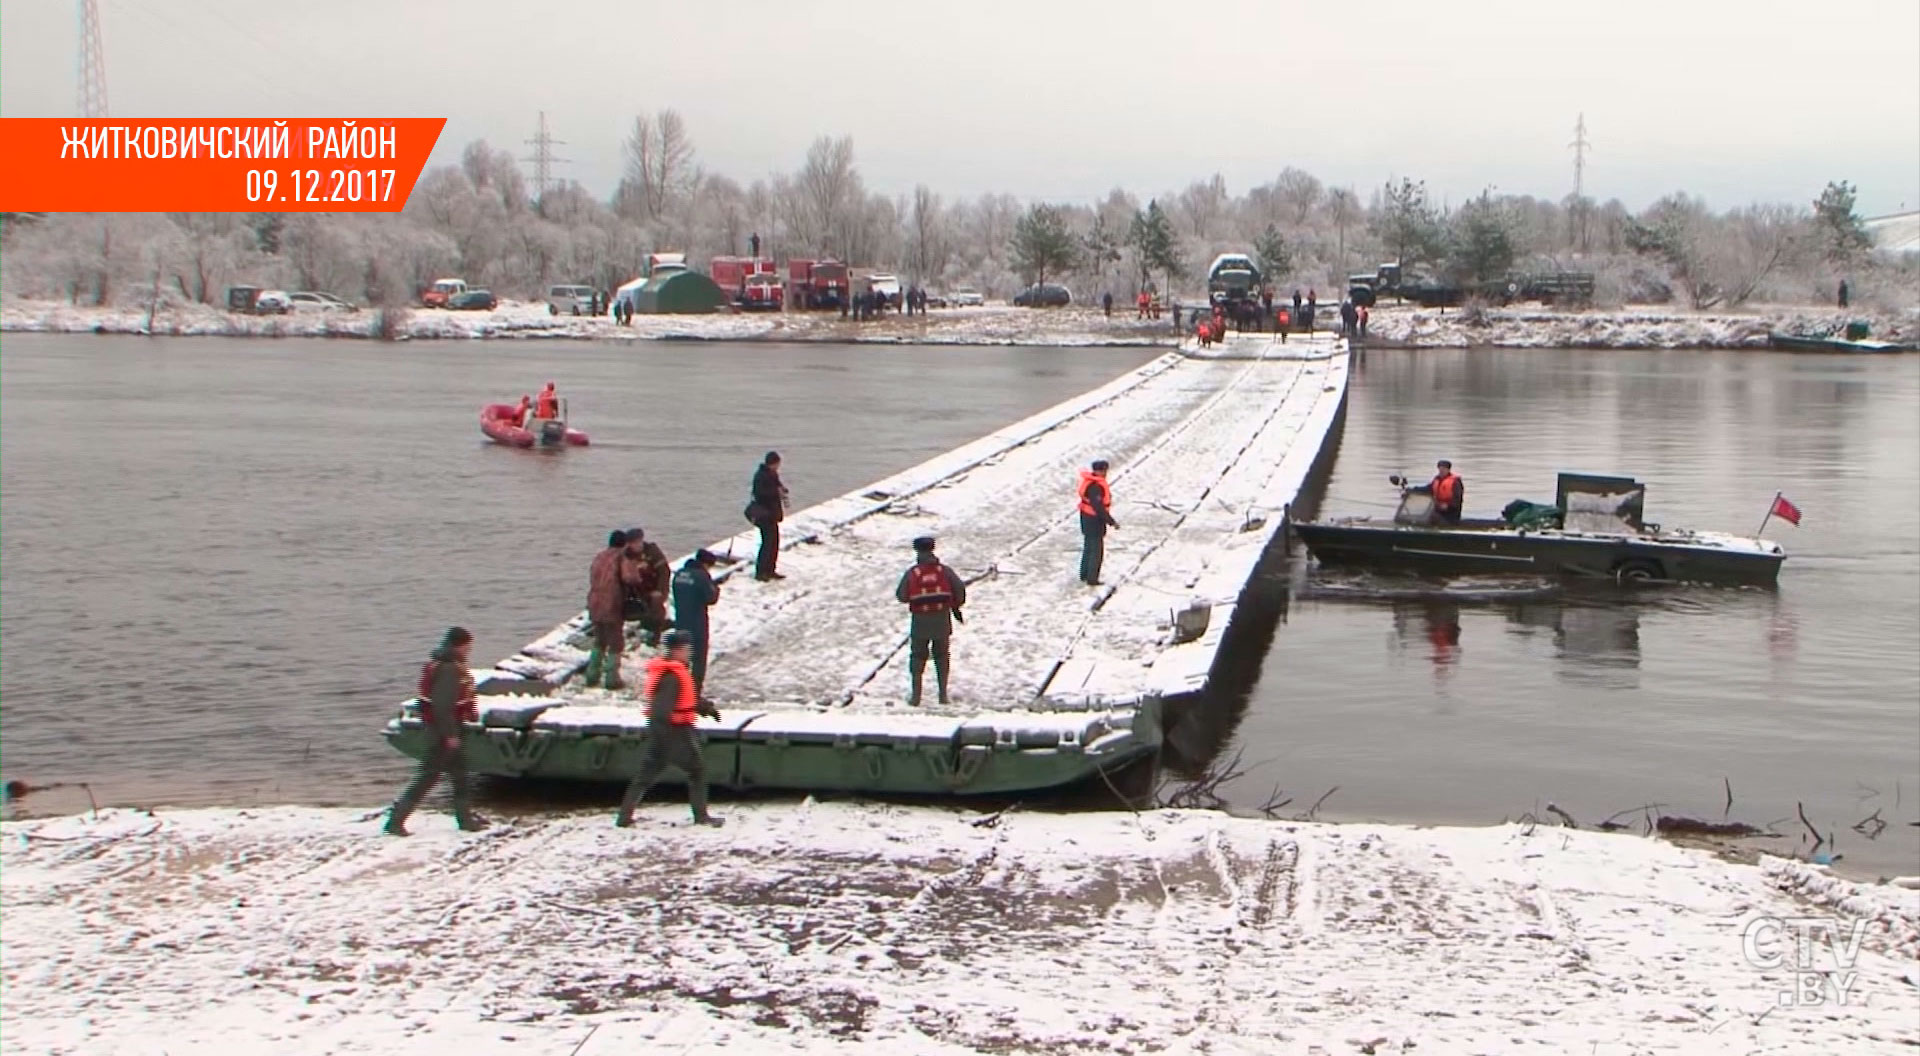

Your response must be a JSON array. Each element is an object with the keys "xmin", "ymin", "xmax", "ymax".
[{"xmin": 547, "ymin": 285, "xmax": 596, "ymax": 315}]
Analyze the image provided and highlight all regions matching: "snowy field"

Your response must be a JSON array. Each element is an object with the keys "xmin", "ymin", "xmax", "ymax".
[
  {"xmin": 3, "ymin": 803, "xmax": 1916, "ymax": 1055},
  {"xmin": 6, "ymin": 296, "xmax": 1915, "ymax": 350}
]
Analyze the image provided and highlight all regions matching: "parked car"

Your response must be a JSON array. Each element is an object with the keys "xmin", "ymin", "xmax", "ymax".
[
  {"xmin": 314, "ymin": 291, "xmax": 358, "ymax": 312},
  {"xmin": 1012, "ymin": 283, "xmax": 1072, "ymax": 308},
  {"xmin": 288, "ymin": 291, "xmax": 351, "ymax": 313},
  {"xmin": 950, "ymin": 287, "xmax": 984, "ymax": 307},
  {"xmin": 422, "ymin": 278, "xmax": 467, "ymax": 308},
  {"xmin": 253, "ymin": 290, "xmax": 293, "ymax": 314},
  {"xmin": 546, "ymin": 284, "xmax": 596, "ymax": 315},
  {"xmin": 924, "ymin": 291, "xmax": 951, "ymax": 309},
  {"xmin": 448, "ymin": 289, "xmax": 498, "ymax": 311}
]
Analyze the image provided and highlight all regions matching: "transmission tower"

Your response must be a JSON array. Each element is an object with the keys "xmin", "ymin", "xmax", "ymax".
[
  {"xmin": 1568, "ymin": 113, "xmax": 1592, "ymax": 250},
  {"xmin": 77, "ymin": 0, "xmax": 109, "ymax": 119},
  {"xmin": 523, "ymin": 112, "xmax": 569, "ymax": 203},
  {"xmin": 1569, "ymin": 113, "xmax": 1590, "ymax": 200}
]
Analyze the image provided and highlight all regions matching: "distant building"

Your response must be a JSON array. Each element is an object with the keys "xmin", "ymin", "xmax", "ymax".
[{"xmin": 1864, "ymin": 211, "xmax": 1919, "ymax": 259}]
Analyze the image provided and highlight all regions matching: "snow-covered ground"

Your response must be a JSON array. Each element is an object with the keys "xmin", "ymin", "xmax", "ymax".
[
  {"xmin": 1362, "ymin": 304, "xmax": 1920, "ymax": 350},
  {"xmin": 3, "ymin": 803, "xmax": 1915, "ymax": 1055},
  {"xmin": 8, "ymin": 296, "xmax": 1915, "ymax": 350}
]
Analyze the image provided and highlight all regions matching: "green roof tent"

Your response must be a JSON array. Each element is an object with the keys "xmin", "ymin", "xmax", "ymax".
[{"xmin": 634, "ymin": 269, "xmax": 729, "ymax": 314}]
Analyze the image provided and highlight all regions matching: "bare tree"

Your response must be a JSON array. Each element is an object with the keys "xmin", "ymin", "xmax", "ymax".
[
  {"xmin": 907, "ymin": 184, "xmax": 948, "ymax": 286},
  {"xmin": 794, "ymin": 135, "xmax": 860, "ymax": 257},
  {"xmin": 1327, "ymin": 187, "xmax": 1359, "ymax": 278},
  {"xmin": 620, "ymin": 110, "xmax": 699, "ymax": 227},
  {"xmin": 1274, "ymin": 167, "xmax": 1323, "ymax": 225}
]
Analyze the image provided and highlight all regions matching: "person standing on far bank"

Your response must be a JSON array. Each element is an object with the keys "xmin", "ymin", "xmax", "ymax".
[
  {"xmin": 896, "ymin": 536, "xmax": 967, "ymax": 706},
  {"xmin": 615, "ymin": 630, "xmax": 722, "ymax": 829},
  {"xmin": 748, "ymin": 451, "xmax": 790, "ymax": 581},
  {"xmin": 385, "ymin": 626, "xmax": 488, "ymax": 836},
  {"xmin": 1077, "ymin": 460, "xmax": 1119, "ymax": 585}
]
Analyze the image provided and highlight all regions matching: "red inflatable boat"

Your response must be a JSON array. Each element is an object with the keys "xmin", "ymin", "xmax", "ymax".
[{"xmin": 480, "ymin": 403, "xmax": 589, "ymax": 448}]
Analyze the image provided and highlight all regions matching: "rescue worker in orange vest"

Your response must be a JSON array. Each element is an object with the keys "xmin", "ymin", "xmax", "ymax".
[
  {"xmin": 895, "ymin": 536, "xmax": 967, "ymax": 706},
  {"xmin": 511, "ymin": 395, "xmax": 532, "ymax": 428},
  {"xmin": 1078, "ymin": 460, "xmax": 1119, "ymax": 585},
  {"xmin": 1417, "ymin": 459, "xmax": 1465, "ymax": 525},
  {"xmin": 615, "ymin": 629, "xmax": 723, "ymax": 828},
  {"xmin": 535, "ymin": 382, "xmax": 559, "ymax": 420}
]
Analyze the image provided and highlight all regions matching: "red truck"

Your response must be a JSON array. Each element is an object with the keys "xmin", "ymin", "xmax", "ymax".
[
  {"xmin": 710, "ymin": 256, "xmax": 784, "ymax": 311},
  {"xmin": 786, "ymin": 258, "xmax": 850, "ymax": 310}
]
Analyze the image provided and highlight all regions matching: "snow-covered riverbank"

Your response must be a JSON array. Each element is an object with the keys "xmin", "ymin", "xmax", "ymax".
[
  {"xmin": 4, "ymin": 804, "xmax": 1915, "ymax": 1054},
  {"xmin": 6, "ymin": 297, "xmax": 1915, "ymax": 350}
]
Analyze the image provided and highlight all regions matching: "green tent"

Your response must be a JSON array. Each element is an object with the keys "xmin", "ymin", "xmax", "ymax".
[{"xmin": 635, "ymin": 271, "xmax": 728, "ymax": 315}]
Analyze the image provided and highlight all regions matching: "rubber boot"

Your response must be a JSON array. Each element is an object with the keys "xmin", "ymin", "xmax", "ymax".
[
  {"xmin": 907, "ymin": 667, "xmax": 923, "ymax": 707},
  {"xmin": 603, "ymin": 654, "xmax": 626, "ymax": 691},
  {"xmin": 935, "ymin": 650, "xmax": 951, "ymax": 705},
  {"xmin": 581, "ymin": 646, "xmax": 604, "ymax": 687},
  {"xmin": 382, "ymin": 808, "xmax": 409, "ymax": 837}
]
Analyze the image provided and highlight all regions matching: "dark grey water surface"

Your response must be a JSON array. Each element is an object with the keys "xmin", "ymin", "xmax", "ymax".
[{"xmin": 3, "ymin": 336, "xmax": 1916, "ymax": 875}]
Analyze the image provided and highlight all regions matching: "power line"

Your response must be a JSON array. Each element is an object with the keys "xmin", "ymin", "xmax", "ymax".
[
  {"xmin": 1569, "ymin": 113, "xmax": 1590, "ymax": 200},
  {"xmin": 523, "ymin": 111, "xmax": 569, "ymax": 202},
  {"xmin": 77, "ymin": 0, "xmax": 108, "ymax": 118}
]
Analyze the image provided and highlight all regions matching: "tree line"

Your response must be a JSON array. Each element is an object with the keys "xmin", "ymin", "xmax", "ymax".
[{"xmin": 0, "ymin": 108, "xmax": 1902, "ymax": 311}]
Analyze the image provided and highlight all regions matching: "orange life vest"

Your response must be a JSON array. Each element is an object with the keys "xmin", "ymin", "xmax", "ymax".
[
  {"xmin": 644, "ymin": 655, "xmax": 698, "ymax": 726},
  {"xmin": 1432, "ymin": 472, "xmax": 1461, "ymax": 507},
  {"xmin": 905, "ymin": 562, "xmax": 954, "ymax": 614},
  {"xmin": 536, "ymin": 388, "xmax": 558, "ymax": 418},
  {"xmin": 1077, "ymin": 469, "xmax": 1110, "ymax": 517}
]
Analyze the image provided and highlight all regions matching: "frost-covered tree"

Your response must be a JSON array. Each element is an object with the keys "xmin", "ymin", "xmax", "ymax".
[
  {"xmin": 1273, "ymin": 167, "xmax": 1322, "ymax": 225},
  {"xmin": 617, "ymin": 110, "xmax": 697, "ymax": 226},
  {"xmin": 1446, "ymin": 192, "xmax": 1517, "ymax": 284},
  {"xmin": 792, "ymin": 135, "xmax": 860, "ymax": 258},
  {"xmin": 1373, "ymin": 178, "xmax": 1445, "ymax": 274},
  {"xmin": 1009, "ymin": 203, "xmax": 1080, "ymax": 289},
  {"xmin": 1128, "ymin": 199, "xmax": 1183, "ymax": 294},
  {"xmin": 1253, "ymin": 224, "xmax": 1292, "ymax": 284},
  {"xmin": 1626, "ymin": 193, "xmax": 1719, "ymax": 308},
  {"xmin": 906, "ymin": 185, "xmax": 949, "ymax": 286},
  {"xmin": 1080, "ymin": 211, "xmax": 1124, "ymax": 296},
  {"xmin": 1812, "ymin": 180, "xmax": 1871, "ymax": 271}
]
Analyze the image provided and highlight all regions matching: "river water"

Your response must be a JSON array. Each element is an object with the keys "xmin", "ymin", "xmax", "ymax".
[{"xmin": 3, "ymin": 335, "xmax": 1915, "ymax": 876}]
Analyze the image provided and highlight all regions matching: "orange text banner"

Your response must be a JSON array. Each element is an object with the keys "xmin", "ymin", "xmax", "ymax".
[{"xmin": 0, "ymin": 118, "xmax": 447, "ymax": 212}]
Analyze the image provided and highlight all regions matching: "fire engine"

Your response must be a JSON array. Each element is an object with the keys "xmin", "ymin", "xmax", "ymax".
[
  {"xmin": 709, "ymin": 256, "xmax": 784, "ymax": 312},
  {"xmin": 786, "ymin": 258, "xmax": 850, "ymax": 310}
]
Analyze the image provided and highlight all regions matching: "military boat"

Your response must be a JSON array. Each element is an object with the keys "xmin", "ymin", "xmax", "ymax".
[{"xmin": 1292, "ymin": 472, "xmax": 1786, "ymax": 587}]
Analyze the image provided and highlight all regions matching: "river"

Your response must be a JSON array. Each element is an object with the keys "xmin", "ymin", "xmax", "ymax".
[{"xmin": 3, "ymin": 335, "xmax": 1915, "ymax": 876}]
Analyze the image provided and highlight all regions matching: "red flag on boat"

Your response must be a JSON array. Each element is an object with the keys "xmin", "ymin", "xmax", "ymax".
[{"xmin": 1770, "ymin": 494, "xmax": 1803, "ymax": 526}]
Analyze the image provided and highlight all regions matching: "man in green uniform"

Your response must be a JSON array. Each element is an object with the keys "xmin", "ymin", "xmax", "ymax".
[{"xmin": 385, "ymin": 626, "xmax": 489, "ymax": 836}]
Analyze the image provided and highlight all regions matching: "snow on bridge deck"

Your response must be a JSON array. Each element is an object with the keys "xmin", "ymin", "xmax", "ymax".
[{"xmin": 488, "ymin": 331, "xmax": 1348, "ymax": 726}]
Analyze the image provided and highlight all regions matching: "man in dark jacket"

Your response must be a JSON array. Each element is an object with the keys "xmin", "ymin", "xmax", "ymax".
[
  {"xmin": 385, "ymin": 626, "xmax": 488, "ymax": 836},
  {"xmin": 584, "ymin": 530, "xmax": 630, "ymax": 689},
  {"xmin": 895, "ymin": 536, "xmax": 967, "ymax": 706},
  {"xmin": 749, "ymin": 451, "xmax": 789, "ymax": 581},
  {"xmin": 671, "ymin": 549, "xmax": 722, "ymax": 694},
  {"xmin": 622, "ymin": 527, "xmax": 672, "ymax": 646},
  {"xmin": 1414, "ymin": 459, "xmax": 1465, "ymax": 524},
  {"xmin": 1077, "ymin": 460, "xmax": 1120, "ymax": 585},
  {"xmin": 615, "ymin": 630, "xmax": 723, "ymax": 828}
]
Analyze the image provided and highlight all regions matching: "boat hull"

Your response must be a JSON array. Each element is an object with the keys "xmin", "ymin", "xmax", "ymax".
[
  {"xmin": 1293, "ymin": 520, "xmax": 1784, "ymax": 586},
  {"xmin": 1767, "ymin": 332, "xmax": 1916, "ymax": 354},
  {"xmin": 480, "ymin": 404, "xmax": 589, "ymax": 448},
  {"xmin": 382, "ymin": 696, "xmax": 1162, "ymax": 798}
]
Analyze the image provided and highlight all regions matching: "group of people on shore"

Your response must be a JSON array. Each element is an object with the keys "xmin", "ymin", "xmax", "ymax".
[
  {"xmin": 383, "ymin": 452, "xmax": 1127, "ymax": 836},
  {"xmin": 841, "ymin": 286, "xmax": 932, "ymax": 321}
]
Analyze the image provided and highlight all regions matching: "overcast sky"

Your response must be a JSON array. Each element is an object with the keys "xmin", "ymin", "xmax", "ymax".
[{"xmin": 5, "ymin": 0, "xmax": 1917, "ymax": 215}]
